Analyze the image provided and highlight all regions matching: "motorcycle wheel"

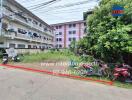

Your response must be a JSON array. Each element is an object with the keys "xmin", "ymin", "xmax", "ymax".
[
  {"xmin": 2, "ymin": 60, "xmax": 8, "ymax": 64},
  {"xmin": 117, "ymin": 75, "xmax": 126, "ymax": 82}
]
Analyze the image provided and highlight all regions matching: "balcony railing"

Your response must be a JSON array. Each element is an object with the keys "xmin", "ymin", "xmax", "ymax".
[
  {"xmin": 2, "ymin": 31, "xmax": 53, "ymax": 44},
  {"xmin": 3, "ymin": 8, "xmax": 54, "ymax": 37}
]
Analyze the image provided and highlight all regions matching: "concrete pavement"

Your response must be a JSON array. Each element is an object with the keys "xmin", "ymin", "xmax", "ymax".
[{"xmin": 0, "ymin": 66, "xmax": 132, "ymax": 100}]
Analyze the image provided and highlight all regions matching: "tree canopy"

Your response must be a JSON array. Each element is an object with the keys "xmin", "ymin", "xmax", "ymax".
[{"xmin": 77, "ymin": 0, "xmax": 132, "ymax": 63}]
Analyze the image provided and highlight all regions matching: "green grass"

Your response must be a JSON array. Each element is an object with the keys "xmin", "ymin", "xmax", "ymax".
[
  {"xmin": 114, "ymin": 81, "xmax": 132, "ymax": 89},
  {"xmin": 21, "ymin": 50, "xmax": 81, "ymax": 63}
]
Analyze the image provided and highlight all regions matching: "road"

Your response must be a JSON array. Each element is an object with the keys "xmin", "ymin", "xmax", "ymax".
[{"xmin": 0, "ymin": 66, "xmax": 132, "ymax": 100}]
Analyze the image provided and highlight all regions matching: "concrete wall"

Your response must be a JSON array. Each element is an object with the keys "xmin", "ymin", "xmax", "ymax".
[{"xmin": 6, "ymin": 48, "xmax": 49, "ymax": 54}]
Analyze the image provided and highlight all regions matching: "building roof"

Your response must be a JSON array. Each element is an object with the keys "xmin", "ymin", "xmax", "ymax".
[
  {"xmin": 7, "ymin": 0, "xmax": 53, "ymax": 30},
  {"xmin": 51, "ymin": 20, "xmax": 86, "ymax": 26}
]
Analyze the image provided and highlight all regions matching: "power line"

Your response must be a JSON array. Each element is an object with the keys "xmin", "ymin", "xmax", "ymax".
[
  {"xmin": 35, "ymin": 5, "xmax": 93, "ymax": 14},
  {"xmin": 36, "ymin": 7, "xmax": 91, "ymax": 15},
  {"xmin": 31, "ymin": 0, "xmax": 92, "ymax": 12},
  {"xmin": 20, "ymin": 0, "xmax": 36, "ymax": 3},
  {"xmin": 27, "ymin": 0, "xmax": 61, "ymax": 10}
]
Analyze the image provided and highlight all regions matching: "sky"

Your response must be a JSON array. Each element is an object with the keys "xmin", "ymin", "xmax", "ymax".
[{"xmin": 16, "ymin": 0, "xmax": 99, "ymax": 24}]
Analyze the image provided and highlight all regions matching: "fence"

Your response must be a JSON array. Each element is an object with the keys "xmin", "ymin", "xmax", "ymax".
[{"xmin": 5, "ymin": 48, "xmax": 50, "ymax": 54}]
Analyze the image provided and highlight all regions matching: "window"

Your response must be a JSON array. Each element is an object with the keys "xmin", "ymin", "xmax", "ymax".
[
  {"xmin": 56, "ymin": 33, "xmax": 59, "ymax": 35},
  {"xmin": 56, "ymin": 38, "xmax": 59, "ymax": 41},
  {"xmin": 56, "ymin": 26, "xmax": 58, "ymax": 29},
  {"xmin": 28, "ymin": 45, "xmax": 31, "ymax": 49},
  {"xmin": 35, "ymin": 21, "xmax": 38, "ymax": 25},
  {"xmin": 59, "ymin": 25, "xmax": 62, "ymax": 29},
  {"xmin": 33, "ymin": 45, "xmax": 37, "ymax": 49},
  {"xmin": 73, "ymin": 31, "xmax": 76, "ymax": 34},
  {"xmin": 73, "ymin": 38, "xmax": 76, "ymax": 41},
  {"xmin": 39, "ymin": 46, "xmax": 41, "ymax": 49},
  {"xmin": 28, "ymin": 18, "xmax": 32, "ymax": 22},
  {"xmin": 33, "ymin": 20, "xmax": 38, "ymax": 25},
  {"xmin": 84, "ymin": 23, "xmax": 86, "ymax": 26},
  {"xmin": 69, "ymin": 31, "xmax": 72, "ymax": 34},
  {"xmin": 73, "ymin": 24, "xmax": 76, "ymax": 27},
  {"xmin": 69, "ymin": 24, "xmax": 72, "ymax": 28},
  {"xmin": 69, "ymin": 24, "xmax": 76, "ymax": 28},
  {"xmin": 9, "ymin": 43, "xmax": 16, "ymax": 48},
  {"xmin": 44, "ymin": 37, "xmax": 46, "ymax": 40},
  {"xmin": 59, "ymin": 32, "xmax": 62, "ymax": 35},
  {"xmin": 55, "ymin": 45, "xmax": 58, "ymax": 48},
  {"xmin": 18, "ymin": 44, "xmax": 25, "ymax": 48},
  {"xmin": 39, "ymin": 23, "xmax": 42, "ymax": 27},
  {"xmin": 18, "ymin": 28, "xmax": 27, "ymax": 34},
  {"xmin": 59, "ymin": 38, "xmax": 62, "ymax": 41},
  {"xmin": 69, "ymin": 38, "xmax": 71, "ymax": 41},
  {"xmin": 56, "ymin": 38, "xmax": 62, "ymax": 41},
  {"xmin": 59, "ymin": 45, "xmax": 62, "ymax": 48},
  {"xmin": 44, "ymin": 28, "xmax": 47, "ymax": 31}
]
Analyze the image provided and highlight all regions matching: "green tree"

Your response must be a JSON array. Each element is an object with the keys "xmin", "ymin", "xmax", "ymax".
[
  {"xmin": 79, "ymin": 0, "xmax": 132, "ymax": 63},
  {"xmin": 69, "ymin": 40, "xmax": 77, "ymax": 53}
]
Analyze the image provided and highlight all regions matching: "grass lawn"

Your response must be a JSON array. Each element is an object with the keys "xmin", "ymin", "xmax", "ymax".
[{"xmin": 20, "ymin": 50, "xmax": 81, "ymax": 63}]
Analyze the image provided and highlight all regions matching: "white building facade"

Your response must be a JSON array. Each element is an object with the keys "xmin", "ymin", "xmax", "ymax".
[{"xmin": 0, "ymin": 0, "xmax": 54, "ymax": 49}]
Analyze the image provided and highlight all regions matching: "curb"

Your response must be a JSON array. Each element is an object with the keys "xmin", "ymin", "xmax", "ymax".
[{"xmin": 0, "ymin": 64, "xmax": 113, "ymax": 85}]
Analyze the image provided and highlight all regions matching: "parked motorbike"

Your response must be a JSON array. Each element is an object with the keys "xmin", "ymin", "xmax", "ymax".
[
  {"xmin": 2, "ymin": 53, "xmax": 8, "ymax": 64},
  {"xmin": 113, "ymin": 64, "xmax": 132, "ymax": 82},
  {"xmin": 11, "ymin": 55, "xmax": 20, "ymax": 62},
  {"xmin": 80, "ymin": 64, "xmax": 103, "ymax": 76},
  {"xmin": 2, "ymin": 54, "xmax": 20, "ymax": 64}
]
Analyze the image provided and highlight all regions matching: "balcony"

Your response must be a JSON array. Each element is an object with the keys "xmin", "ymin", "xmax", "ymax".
[
  {"xmin": 3, "ymin": 8, "xmax": 53, "ymax": 37},
  {"xmin": 2, "ymin": 30, "xmax": 53, "ymax": 44}
]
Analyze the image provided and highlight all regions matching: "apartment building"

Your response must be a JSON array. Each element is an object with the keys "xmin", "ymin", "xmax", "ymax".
[
  {"xmin": 0, "ymin": 0, "xmax": 54, "ymax": 49},
  {"xmin": 51, "ymin": 20, "xmax": 86, "ymax": 48}
]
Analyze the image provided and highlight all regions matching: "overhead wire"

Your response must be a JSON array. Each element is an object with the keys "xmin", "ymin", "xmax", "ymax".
[
  {"xmin": 15, "ymin": 0, "xmax": 98, "ymax": 24},
  {"xmin": 36, "ymin": 7, "xmax": 91, "ymax": 15},
  {"xmin": 27, "ymin": 0, "xmax": 61, "ymax": 10},
  {"xmin": 31, "ymin": 0, "xmax": 93, "ymax": 13}
]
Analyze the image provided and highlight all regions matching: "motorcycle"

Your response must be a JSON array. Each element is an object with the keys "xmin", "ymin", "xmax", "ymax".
[
  {"xmin": 2, "ymin": 53, "xmax": 8, "ymax": 64},
  {"xmin": 11, "ymin": 55, "xmax": 20, "ymax": 62},
  {"xmin": 80, "ymin": 64, "xmax": 103, "ymax": 76},
  {"xmin": 113, "ymin": 64, "xmax": 132, "ymax": 82},
  {"xmin": 2, "ymin": 54, "xmax": 20, "ymax": 64}
]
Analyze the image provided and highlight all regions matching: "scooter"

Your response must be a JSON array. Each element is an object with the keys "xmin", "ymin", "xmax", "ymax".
[
  {"xmin": 2, "ymin": 53, "xmax": 8, "ymax": 64},
  {"xmin": 80, "ymin": 64, "xmax": 102, "ymax": 76},
  {"xmin": 12, "ymin": 55, "xmax": 20, "ymax": 62},
  {"xmin": 2, "ymin": 54, "xmax": 20, "ymax": 64},
  {"xmin": 113, "ymin": 64, "xmax": 132, "ymax": 82}
]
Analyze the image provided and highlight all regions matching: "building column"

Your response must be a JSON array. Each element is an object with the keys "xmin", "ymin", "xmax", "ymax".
[
  {"xmin": 79, "ymin": 23, "xmax": 81, "ymax": 39},
  {"xmin": 64, "ymin": 24, "xmax": 66, "ymax": 48}
]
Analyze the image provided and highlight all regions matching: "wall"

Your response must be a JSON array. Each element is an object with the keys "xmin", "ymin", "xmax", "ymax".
[{"xmin": 6, "ymin": 48, "xmax": 49, "ymax": 54}]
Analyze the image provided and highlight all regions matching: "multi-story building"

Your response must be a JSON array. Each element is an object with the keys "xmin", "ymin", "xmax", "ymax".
[
  {"xmin": 0, "ymin": 0, "xmax": 54, "ymax": 49},
  {"xmin": 51, "ymin": 20, "xmax": 86, "ymax": 48}
]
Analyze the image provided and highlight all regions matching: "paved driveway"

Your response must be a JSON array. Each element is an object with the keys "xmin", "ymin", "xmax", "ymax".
[{"xmin": 0, "ymin": 66, "xmax": 132, "ymax": 100}]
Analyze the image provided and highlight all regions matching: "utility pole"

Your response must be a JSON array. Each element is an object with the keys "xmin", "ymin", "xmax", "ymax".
[{"xmin": 0, "ymin": 0, "xmax": 3, "ymax": 36}]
